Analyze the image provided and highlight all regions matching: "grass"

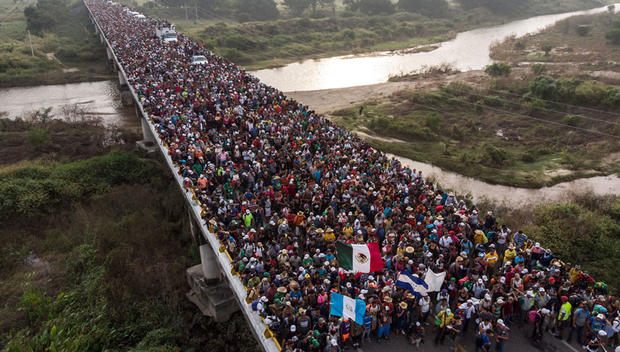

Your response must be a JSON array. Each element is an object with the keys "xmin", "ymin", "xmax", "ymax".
[
  {"xmin": 330, "ymin": 78, "xmax": 620, "ymax": 188},
  {"xmin": 0, "ymin": 0, "xmax": 112, "ymax": 87},
  {"xmin": 0, "ymin": 148, "xmax": 260, "ymax": 351},
  {"xmin": 491, "ymin": 11, "xmax": 620, "ymax": 73},
  {"xmin": 0, "ymin": 115, "xmax": 139, "ymax": 165},
  {"xmin": 131, "ymin": 0, "xmax": 611, "ymax": 70}
]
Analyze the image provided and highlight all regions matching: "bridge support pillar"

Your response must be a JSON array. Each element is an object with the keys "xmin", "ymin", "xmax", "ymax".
[
  {"xmin": 199, "ymin": 244, "xmax": 221, "ymax": 282},
  {"xmin": 186, "ymin": 224, "xmax": 239, "ymax": 322},
  {"xmin": 118, "ymin": 70, "xmax": 127, "ymax": 87},
  {"xmin": 136, "ymin": 110, "xmax": 158, "ymax": 153}
]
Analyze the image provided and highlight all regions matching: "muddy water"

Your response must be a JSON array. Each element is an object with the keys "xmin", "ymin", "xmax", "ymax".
[
  {"xmin": 253, "ymin": 4, "xmax": 619, "ymax": 92},
  {"xmin": 389, "ymin": 154, "xmax": 620, "ymax": 206},
  {"xmin": 0, "ymin": 81, "xmax": 138, "ymax": 129}
]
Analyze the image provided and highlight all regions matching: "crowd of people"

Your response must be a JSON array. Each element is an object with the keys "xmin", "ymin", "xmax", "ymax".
[{"xmin": 88, "ymin": 1, "xmax": 619, "ymax": 351}]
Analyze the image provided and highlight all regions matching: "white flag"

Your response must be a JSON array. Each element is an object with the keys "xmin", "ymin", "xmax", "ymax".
[{"xmin": 424, "ymin": 270, "xmax": 447, "ymax": 292}]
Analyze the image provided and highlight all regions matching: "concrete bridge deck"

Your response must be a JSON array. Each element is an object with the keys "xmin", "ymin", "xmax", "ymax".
[{"xmin": 83, "ymin": 2, "xmax": 281, "ymax": 351}]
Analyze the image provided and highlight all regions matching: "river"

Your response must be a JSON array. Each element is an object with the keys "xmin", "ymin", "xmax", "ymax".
[
  {"xmin": 1, "ymin": 5, "xmax": 618, "ymax": 205},
  {"xmin": 252, "ymin": 4, "xmax": 619, "ymax": 92},
  {"xmin": 0, "ymin": 81, "xmax": 138, "ymax": 129}
]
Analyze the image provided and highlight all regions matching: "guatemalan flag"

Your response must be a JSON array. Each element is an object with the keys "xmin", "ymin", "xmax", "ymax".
[
  {"xmin": 330, "ymin": 291, "xmax": 366, "ymax": 325},
  {"xmin": 336, "ymin": 242, "xmax": 384, "ymax": 273},
  {"xmin": 396, "ymin": 271, "xmax": 429, "ymax": 297}
]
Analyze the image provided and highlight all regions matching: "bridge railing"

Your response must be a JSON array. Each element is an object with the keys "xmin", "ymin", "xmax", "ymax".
[{"xmin": 83, "ymin": 2, "xmax": 281, "ymax": 351}]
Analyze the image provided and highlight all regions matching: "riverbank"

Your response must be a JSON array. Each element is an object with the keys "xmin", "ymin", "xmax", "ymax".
[
  {"xmin": 134, "ymin": 0, "xmax": 611, "ymax": 71},
  {"xmin": 490, "ymin": 8, "xmax": 620, "ymax": 77},
  {"xmin": 288, "ymin": 70, "xmax": 620, "ymax": 189},
  {"xmin": 0, "ymin": 0, "xmax": 113, "ymax": 88}
]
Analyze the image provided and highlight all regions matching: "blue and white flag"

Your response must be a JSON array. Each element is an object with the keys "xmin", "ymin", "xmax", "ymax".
[
  {"xmin": 396, "ymin": 271, "xmax": 429, "ymax": 297},
  {"xmin": 330, "ymin": 291, "xmax": 366, "ymax": 325}
]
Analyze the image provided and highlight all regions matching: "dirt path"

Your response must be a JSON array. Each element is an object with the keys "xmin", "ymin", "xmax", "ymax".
[{"xmin": 285, "ymin": 70, "xmax": 486, "ymax": 114}]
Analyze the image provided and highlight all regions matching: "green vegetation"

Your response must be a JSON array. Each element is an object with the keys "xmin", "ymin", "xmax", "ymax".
[
  {"xmin": 126, "ymin": 0, "xmax": 609, "ymax": 69},
  {"xmin": 0, "ymin": 148, "xmax": 259, "ymax": 351},
  {"xmin": 527, "ymin": 76, "xmax": 620, "ymax": 106},
  {"xmin": 484, "ymin": 62, "xmax": 512, "ymax": 76},
  {"xmin": 0, "ymin": 0, "xmax": 111, "ymax": 87},
  {"xmin": 331, "ymin": 77, "xmax": 620, "ymax": 187},
  {"xmin": 606, "ymin": 18, "xmax": 620, "ymax": 44},
  {"xmin": 0, "ymin": 113, "xmax": 136, "ymax": 165},
  {"xmin": 189, "ymin": 12, "xmax": 456, "ymax": 68},
  {"xmin": 491, "ymin": 11, "xmax": 620, "ymax": 72},
  {"xmin": 486, "ymin": 193, "xmax": 620, "ymax": 292}
]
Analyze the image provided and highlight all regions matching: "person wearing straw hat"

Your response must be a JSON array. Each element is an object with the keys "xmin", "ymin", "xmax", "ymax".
[{"xmin": 396, "ymin": 301, "xmax": 408, "ymax": 335}]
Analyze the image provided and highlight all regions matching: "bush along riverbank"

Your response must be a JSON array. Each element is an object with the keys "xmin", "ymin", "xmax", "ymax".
[
  {"xmin": 490, "ymin": 10, "xmax": 620, "ymax": 72},
  {"xmin": 0, "ymin": 148, "xmax": 260, "ymax": 351},
  {"xmin": 0, "ymin": 0, "xmax": 112, "ymax": 88},
  {"xmin": 330, "ymin": 75, "xmax": 620, "ymax": 188},
  {"xmin": 129, "ymin": 0, "xmax": 609, "ymax": 70}
]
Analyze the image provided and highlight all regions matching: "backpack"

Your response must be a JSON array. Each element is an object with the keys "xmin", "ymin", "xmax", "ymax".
[
  {"xmin": 528, "ymin": 310, "xmax": 540, "ymax": 323},
  {"xmin": 251, "ymin": 299, "xmax": 259, "ymax": 311}
]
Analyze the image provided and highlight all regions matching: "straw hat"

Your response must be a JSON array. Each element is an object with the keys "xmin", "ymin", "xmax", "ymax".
[
  {"xmin": 316, "ymin": 228, "xmax": 324, "ymax": 234},
  {"xmin": 384, "ymin": 296, "xmax": 393, "ymax": 303},
  {"xmin": 405, "ymin": 246, "xmax": 414, "ymax": 254},
  {"xmin": 209, "ymin": 219, "xmax": 217, "ymax": 226},
  {"xmin": 406, "ymin": 206, "xmax": 414, "ymax": 211},
  {"xmin": 326, "ymin": 228, "xmax": 334, "ymax": 233},
  {"xmin": 277, "ymin": 287, "xmax": 287, "ymax": 293},
  {"xmin": 399, "ymin": 302, "xmax": 408, "ymax": 309},
  {"xmin": 407, "ymin": 293, "xmax": 415, "ymax": 299}
]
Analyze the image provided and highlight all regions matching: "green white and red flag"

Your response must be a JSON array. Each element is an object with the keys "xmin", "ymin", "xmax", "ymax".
[{"xmin": 336, "ymin": 242, "xmax": 384, "ymax": 273}]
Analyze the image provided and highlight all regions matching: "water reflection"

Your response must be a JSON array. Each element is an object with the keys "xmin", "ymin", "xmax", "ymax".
[
  {"xmin": 253, "ymin": 4, "xmax": 619, "ymax": 92},
  {"xmin": 389, "ymin": 154, "xmax": 620, "ymax": 206},
  {"xmin": 0, "ymin": 81, "xmax": 138, "ymax": 129}
]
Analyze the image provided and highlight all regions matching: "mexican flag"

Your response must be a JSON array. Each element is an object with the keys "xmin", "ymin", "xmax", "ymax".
[{"xmin": 336, "ymin": 242, "xmax": 384, "ymax": 273}]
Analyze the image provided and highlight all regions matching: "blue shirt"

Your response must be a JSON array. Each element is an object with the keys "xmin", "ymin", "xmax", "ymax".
[{"xmin": 363, "ymin": 315, "xmax": 372, "ymax": 329}]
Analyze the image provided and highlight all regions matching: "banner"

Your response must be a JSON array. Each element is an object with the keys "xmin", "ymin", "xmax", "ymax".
[{"xmin": 424, "ymin": 270, "xmax": 447, "ymax": 292}]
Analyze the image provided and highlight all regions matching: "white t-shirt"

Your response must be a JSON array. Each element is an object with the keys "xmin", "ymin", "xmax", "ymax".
[{"xmin": 419, "ymin": 298, "xmax": 431, "ymax": 313}]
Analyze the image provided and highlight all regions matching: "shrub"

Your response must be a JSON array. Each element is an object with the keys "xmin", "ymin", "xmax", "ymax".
[
  {"xmin": 424, "ymin": 112, "xmax": 443, "ymax": 131},
  {"xmin": 541, "ymin": 44, "xmax": 552, "ymax": 56},
  {"xmin": 482, "ymin": 95, "xmax": 503, "ymax": 107},
  {"xmin": 576, "ymin": 25, "xmax": 592, "ymax": 36},
  {"xmin": 606, "ymin": 29, "xmax": 620, "ymax": 45},
  {"xmin": 514, "ymin": 41, "xmax": 525, "ymax": 50},
  {"xmin": 531, "ymin": 63, "xmax": 546, "ymax": 75},
  {"xmin": 562, "ymin": 114, "xmax": 584, "ymax": 126},
  {"xmin": 485, "ymin": 62, "xmax": 511, "ymax": 77},
  {"xmin": 574, "ymin": 80, "xmax": 607, "ymax": 105},
  {"xmin": 26, "ymin": 128, "xmax": 50, "ymax": 148},
  {"xmin": 482, "ymin": 143, "xmax": 509, "ymax": 165},
  {"xmin": 0, "ymin": 152, "xmax": 158, "ymax": 220}
]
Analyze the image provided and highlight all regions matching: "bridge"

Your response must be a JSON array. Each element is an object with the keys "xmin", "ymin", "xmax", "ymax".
[
  {"xmin": 84, "ymin": 1, "xmax": 281, "ymax": 351},
  {"xmin": 81, "ymin": 3, "xmax": 597, "ymax": 352}
]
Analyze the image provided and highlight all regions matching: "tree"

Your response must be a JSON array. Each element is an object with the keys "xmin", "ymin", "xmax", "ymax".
[
  {"xmin": 541, "ymin": 44, "xmax": 552, "ymax": 56},
  {"xmin": 576, "ymin": 25, "xmax": 591, "ymax": 37},
  {"xmin": 606, "ymin": 29, "xmax": 620, "ymax": 45},
  {"xmin": 283, "ymin": 0, "xmax": 310, "ymax": 17},
  {"xmin": 484, "ymin": 62, "xmax": 511, "ymax": 77},
  {"xmin": 234, "ymin": 0, "xmax": 279, "ymax": 21},
  {"xmin": 357, "ymin": 0, "xmax": 394, "ymax": 15},
  {"xmin": 23, "ymin": 0, "xmax": 66, "ymax": 35},
  {"xmin": 398, "ymin": 0, "xmax": 449, "ymax": 17}
]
